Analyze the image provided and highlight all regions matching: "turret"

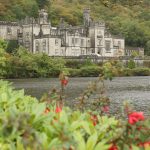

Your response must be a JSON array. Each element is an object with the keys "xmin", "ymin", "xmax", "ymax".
[
  {"xmin": 83, "ymin": 8, "xmax": 91, "ymax": 27},
  {"xmin": 39, "ymin": 9, "xmax": 49, "ymax": 24}
]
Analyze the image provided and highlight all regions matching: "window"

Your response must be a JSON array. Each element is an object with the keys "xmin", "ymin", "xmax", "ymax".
[
  {"xmin": 98, "ymin": 38, "xmax": 102, "ymax": 46},
  {"xmin": 98, "ymin": 30, "xmax": 102, "ymax": 35},
  {"xmin": 105, "ymin": 40, "xmax": 111, "ymax": 52},
  {"xmin": 25, "ymin": 41, "xmax": 30, "ymax": 49},
  {"xmin": 25, "ymin": 32, "xmax": 30, "ymax": 43},
  {"xmin": 17, "ymin": 29, "xmax": 20, "ymax": 33},
  {"xmin": 81, "ymin": 39, "xmax": 84, "ymax": 47},
  {"xmin": 72, "ymin": 38, "xmax": 75, "ymax": 45},
  {"xmin": 61, "ymin": 49, "xmax": 65, "ymax": 56},
  {"xmin": 55, "ymin": 39, "xmax": 58, "ymax": 45},
  {"xmin": 26, "ymin": 32, "xmax": 30, "ymax": 38},
  {"xmin": 51, "ymin": 30, "xmax": 56, "ymax": 36},
  {"xmin": 72, "ymin": 49, "xmax": 75, "ymax": 55},
  {"xmin": 76, "ymin": 49, "xmax": 80, "ymax": 56},
  {"xmin": 81, "ymin": 49, "xmax": 85, "ymax": 54},
  {"xmin": 7, "ymin": 27, "xmax": 12, "ymax": 35},
  {"xmin": 72, "ymin": 49, "xmax": 79, "ymax": 56},
  {"xmin": 118, "ymin": 41, "xmax": 121, "ymax": 49},
  {"xmin": 92, "ymin": 49, "xmax": 95, "ymax": 53},
  {"xmin": 42, "ymin": 40, "xmax": 46, "ymax": 52},
  {"xmin": 18, "ymin": 39, "xmax": 23, "ymax": 44},
  {"xmin": 75, "ymin": 38, "xmax": 78, "ymax": 44},
  {"xmin": 114, "ymin": 46, "xmax": 119, "ymax": 49},
  {"xmin": 35, "ymin": 41, "xmax": 39, "ymax": 52},
  {"xmin": 61, "ymin": 38, "xmax": 65, "ymax": 45},
  {"xmin": 97, "ymin": 31, "xmax": 103, "ymax": 38},
  {"xmin": 55, "ymin": 49, "xmax": 59, "ymax": 55},
  {"xmin": 87, "ymin": 49, "xmax": 91, "ymax": 54}
]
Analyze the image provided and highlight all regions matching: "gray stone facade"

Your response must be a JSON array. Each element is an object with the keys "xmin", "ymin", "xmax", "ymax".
[
  {"xmin": 125, "ymin": 47, "xmax": 144, "ymax": 57},
  {"xmin": 0, "ymin": 9, "xmax": 127, "ymax": 57}
]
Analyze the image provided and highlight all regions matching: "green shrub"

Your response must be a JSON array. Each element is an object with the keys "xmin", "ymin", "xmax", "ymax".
[
  {"xmin": 122, "ymin": 68, "xmax": 150, "ymax": 76},
  {"xmin": 0, "ymin": 48, "xmax": 7, "ymax": 78},
  {"xmin": 143, "ymin": 60, "xmax": 150, "ymax": 68},
  {"xmin": 81, "ymin": 59, "xmax": 96, "ymax": 67},
  {"xmin": 123, "ymin": 68, "xmax": 133, "ymax": 76},
  {"xmin": 65, "ymin": 60, "xmax": 83, "ymax": 69},
  {"xmin": 0, "ymin": 80, "xmax": 116, "ymax": 149},
  {"xmin": 127, "ymin": 59, "xmax": 136, "ymax": 69},
  {"xmin": 65, "ymin": 59, "xmax": 97, "ymax": 69},
  {"xmin": 4, "ymin": 47, "xmax": 66, "ymax": 78},
  {"xmin": 0, "ymin": 80, "xmax": 150, "ymax": 150},
  {"xmin": 80, "ymin": 66, "xmax": 102, "ymax": 77},
  {"xmin": 132, "ymin": 68, "xmax": 150, "ymax": 76},
  {"xmin": 0, "ymin": 39, "xmax": 7, "ymax": 49},
  {"xmin": 67, "ymin": 68, "xmax": 81, "ymax": 77},
  {"xmin": 6, "ymin": 40, "xmax": 19, "ymax": 53}
]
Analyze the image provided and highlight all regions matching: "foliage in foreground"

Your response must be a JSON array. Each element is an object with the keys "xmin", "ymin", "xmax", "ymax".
[{"xmin": 0, "ymin": 80, "xmax": 150, "ymax": 150}]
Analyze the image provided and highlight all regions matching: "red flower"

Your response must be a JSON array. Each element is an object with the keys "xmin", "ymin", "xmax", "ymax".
[
  {"xmin": 55, "ymin": 106, "xmax": 62, "ymax": 113},
  {"xmin": 61, "ymin": 79, "xmax": 68, "ymax": 86},
  {"xmin": 44, "ymin": 107, "xmax": 50, "ymax": 114},
  {"xmin": 102, "ymin": 106, "xmax": 109, "ymax": 113},
  {"xmin": 93, "ymin": 121, "xmax": 97, "ymax": 126},
  {"xmin": 137, "ymin": 126, "xmax": 149, "ymax": 131},
  {"xmin": 143, "ymin": 141, "xmax": 150, "ymax": 148},
  {"xmin": 109, "ymin": 144, "xmax": 118, "ymax": 150},
  {"xmin": 128, "ymin": 112, "xmax": 145, "ymax": 125},
  {"xmin": 91, "ymin": 115, "xmax": 98, "ymax": 126},
  {"xmin": 138, "ymin": 141, "xmax": 150, "ymax": 148}
]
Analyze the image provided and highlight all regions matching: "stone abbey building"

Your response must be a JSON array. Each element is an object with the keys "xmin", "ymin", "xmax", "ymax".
[{"xmin": 0, "ymin": 9, "xmax": 126, "ymax": 57}]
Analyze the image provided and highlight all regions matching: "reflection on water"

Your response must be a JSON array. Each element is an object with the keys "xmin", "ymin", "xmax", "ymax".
[{"xmin": 7, "ymin": 76, "xmax": 150, "ymax": 116}]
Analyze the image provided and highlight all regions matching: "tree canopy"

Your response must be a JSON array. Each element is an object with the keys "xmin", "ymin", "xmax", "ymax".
[{"xmin": 0, "ymin": 0, "xmax": 150, "ymax": 55}]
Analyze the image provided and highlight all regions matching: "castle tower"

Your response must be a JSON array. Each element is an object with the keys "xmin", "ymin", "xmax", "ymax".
[
  {"xmin": 83, "ymin": 8, "xmax": 91, "ymax": 27},
  {"xmin": 59, "ymin": 18, "xmax": 65, "ymax": 28},
  {"xmin": 39, "ymin": 9, "xmax": 49, "ymax": 24}
]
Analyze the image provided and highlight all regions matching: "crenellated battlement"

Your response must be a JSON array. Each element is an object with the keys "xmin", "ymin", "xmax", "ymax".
[{"xmin": 0, "ymin": 21, "xmax": 18, "ymax": 26}]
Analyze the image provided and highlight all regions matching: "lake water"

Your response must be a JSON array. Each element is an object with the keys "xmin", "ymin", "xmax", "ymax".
[{"xmin": 7, "ymin": 76, "xmax": 150, "ymax": 116}]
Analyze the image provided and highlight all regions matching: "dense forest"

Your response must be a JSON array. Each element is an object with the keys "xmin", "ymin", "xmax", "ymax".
[{"xmin": 0, "ymin": 0, "xmax": 150, "ymax": 55}]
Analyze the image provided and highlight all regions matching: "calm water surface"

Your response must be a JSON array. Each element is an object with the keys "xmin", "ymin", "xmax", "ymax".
[{"xmin": 7, "ymin": 76, "xmax": 150, "ymax": 116}]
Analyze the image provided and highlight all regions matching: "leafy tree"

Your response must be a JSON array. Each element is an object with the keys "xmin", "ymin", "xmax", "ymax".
[
  {"xmin": 36, "ymin": 0, "xmax": 50, "ymax": 9},
  {"xmin": 145, "ymin": 40, "xmax": 150, "ymax": 56},
  {"xmin": 6, "ymin": 40, "xmax": 19, "ymax": 53},
  {"xmin": 0, "ymin": 0, "xmax": 150, "ymax": 54},
  {"xmin": 0, "ymin": 40, "xmax": 7, "ymax": 77},
  {"xmin": 0, "ymin": 39, "xmax": 7, "ymax": 49}
]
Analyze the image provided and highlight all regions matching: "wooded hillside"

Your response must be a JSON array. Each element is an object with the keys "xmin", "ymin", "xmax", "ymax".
[{"xmin": 0, "ymin": 0, "xmax": 150, "ymax": 55}]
